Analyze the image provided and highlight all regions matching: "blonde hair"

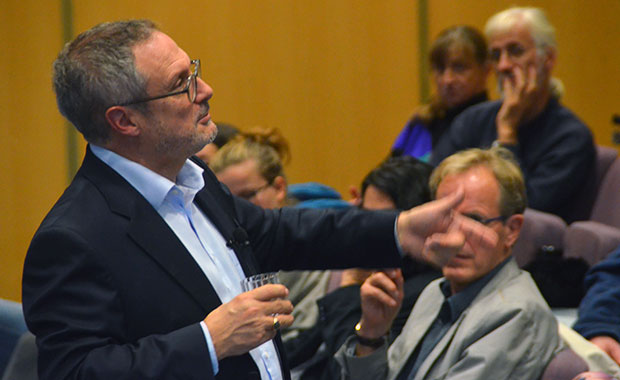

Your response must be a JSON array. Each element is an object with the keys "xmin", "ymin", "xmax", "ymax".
[
  {"xmin": 429, "ymin": 147, "xmax": 527, "ymax": 217},
  {"xmin": 485, "ymin": 7, "xmax": 564, "ymax": 98},
  {"xmin": 210, "ymin": 126, "xmax": 290, "ymax": 183}
]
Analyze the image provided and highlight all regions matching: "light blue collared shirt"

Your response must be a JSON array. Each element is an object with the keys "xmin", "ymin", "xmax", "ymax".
[{"xmin": 91, "ymin": 145, "xmax": 283, "ymax": 380}]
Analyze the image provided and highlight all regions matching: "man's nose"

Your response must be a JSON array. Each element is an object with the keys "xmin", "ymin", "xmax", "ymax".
[
  {"xmin": 442, "ymin": 69, "xmax": 457, "ymax": 84},
  {"xmin": 495, "ymin": 50, "xmax": 513, "ymax": 72},
  {"xmin": 195, "ymin": 77, "xmax": 213, "ymax": 102}
]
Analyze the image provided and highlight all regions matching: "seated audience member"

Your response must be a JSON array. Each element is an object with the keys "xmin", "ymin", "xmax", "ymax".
[
  {"xmin": 195, "ymin": 122, "xmax": 239, "ymax": 164},
  {"xmin": 391, "ymin": 25, "xmax": 489, "ymax": 162},
  {"xmin": 321, "ymin": 156, "xmax": 441, "ymax": 343},
  {"xmin": 210, "ymin": 126, "xmax": 343, "ymax": 341},
  {"xmin": 336, "ymin": 147, "xmax": 561, "ymax": 380},
  {"xmin": 290, "ymin": 156, "xmax": 442, "ymax": 380},
  {"xmin": 574, "ymin": 245, "xmax": 620, "ymax": 365},
  {"xmin": 431, "ymin": 7, "xmax": 595, "ymax": 223}
]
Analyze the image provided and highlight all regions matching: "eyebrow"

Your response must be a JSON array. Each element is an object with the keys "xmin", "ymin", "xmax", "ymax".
[{"xmin": 164, "ymin": 62, "xmax": 191, "ymax": 91}]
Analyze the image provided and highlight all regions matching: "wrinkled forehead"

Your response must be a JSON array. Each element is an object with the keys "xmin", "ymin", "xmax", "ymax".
[
  {"xmin": 488, "ymin": 22, "xmax": 535, "ymax": 49},
  {"xmin": 437, "ymin": 166, "xmax": 501, "ymax": 211}
]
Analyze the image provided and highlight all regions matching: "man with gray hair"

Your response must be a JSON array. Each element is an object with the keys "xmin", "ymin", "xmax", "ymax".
[
  {"xmin": 431, "ymin": 7, "xmax": 595, "ymax": 223},
  {"xmin": 22, "ymin": 20, "xmax": 498, "ymax": 380}
]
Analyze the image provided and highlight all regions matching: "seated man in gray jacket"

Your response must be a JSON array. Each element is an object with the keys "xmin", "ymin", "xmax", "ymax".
[{"xmin": 335, "ymin": 147, "xmax": 562, "ymax": 379}]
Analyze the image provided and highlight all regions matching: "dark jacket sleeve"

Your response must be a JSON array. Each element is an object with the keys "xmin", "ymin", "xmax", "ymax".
[
  {"xmin": 573, "ymin": 246, "xmax": 620, "ymax": 341},
  {"xmin": 233, "ymin": 197, "xmax": 403, "ymax": 272}
]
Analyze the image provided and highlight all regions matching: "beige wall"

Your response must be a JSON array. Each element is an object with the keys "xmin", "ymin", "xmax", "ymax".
[{"xmin": 2, "ymin": 1, "xmax": 619, "ymax": 301}]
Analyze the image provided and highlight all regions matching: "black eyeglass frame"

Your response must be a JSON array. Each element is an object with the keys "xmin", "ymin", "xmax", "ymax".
[
  {"xmin": 462, "ymin": 213, "xmax": 508, "ymax": 226},
  {"xmin": 238, "ymin": 180, "xmax": 274, "ymax": 201},
  {"xmin": 118, "ymin": 59, "xmax": 201, "ymax": 106}
]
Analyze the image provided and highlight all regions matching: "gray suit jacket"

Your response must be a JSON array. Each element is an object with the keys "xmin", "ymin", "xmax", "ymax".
[{"xmin": 336, "ymin": 258, "xmax": 561, "ymax": 380}]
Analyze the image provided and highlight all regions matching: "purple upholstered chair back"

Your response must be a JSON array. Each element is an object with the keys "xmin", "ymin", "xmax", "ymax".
[
  {"xmin": 540, "ymin": 348, "xmax": 589, "ymax": 380},
  {"xmin": 512, "ymin": 208, "xmax": 567, "ymax": 267},
  {"xmin": 570, "ymin": 145, "xmax": 617, "ymax": 222},
  {"xmin": 590, "ymin": 156, "xmax": 620, "ymax": 227},
  {"xmin": 564, "ymin": 154, "xmax": 620, "ymax": 265}
]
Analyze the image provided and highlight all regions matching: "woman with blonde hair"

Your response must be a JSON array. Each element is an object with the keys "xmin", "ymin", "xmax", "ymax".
[
  {"xmin": 211, "ymin": 126, "xmax": 345, "ymax": 343},
  {"xmin": 211, "ymin": 126, "xmax": 290, "ymax": 209}
]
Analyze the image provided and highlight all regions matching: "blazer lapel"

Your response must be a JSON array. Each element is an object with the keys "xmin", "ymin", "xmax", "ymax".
[
  {"xmin": 127, "ymin": 201, "xmax": 222, "ymax": 313},
  {"xmin": 413, "ymin": 313, "xmax": 466, "ymax": 380},
  {"xmin": 389, "ymin": 281, "xmax": 444, "ymax": 379},
  {"xmin": 192, "ymin": 163, "xmax": 259, "ymax": 277},
  {"xmin": 82, "ymin": 147, "xmax": 221, "ymax": 313}
]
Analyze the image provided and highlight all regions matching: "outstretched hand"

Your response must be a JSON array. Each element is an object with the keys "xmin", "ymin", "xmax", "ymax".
[
  {"xmin": 204, "ymin": 284, "xmax": 293, "ymax": 360},
  {"xmin": 396, "ymin": 187, "xmax": 498, "ymax": 266}
]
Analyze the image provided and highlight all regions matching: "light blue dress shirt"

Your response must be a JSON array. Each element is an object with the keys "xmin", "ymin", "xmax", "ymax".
[{"xmin": 91, "ymin": 145, "xmax": 283, "ymax": 380}]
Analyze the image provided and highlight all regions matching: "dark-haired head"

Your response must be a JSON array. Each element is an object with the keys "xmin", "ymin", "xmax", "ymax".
[{"xmin": 361, "ymin": 156, "xmax": 433, "ymax": 210}]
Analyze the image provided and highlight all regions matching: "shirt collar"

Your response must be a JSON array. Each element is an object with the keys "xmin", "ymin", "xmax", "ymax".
[
  {"xmin": 439, "ymin": 256, "xmax": 512, "ymax": 322},
  {"xmin": 90, "ymin": 144, "xmax": 205, "ymax": 209}
]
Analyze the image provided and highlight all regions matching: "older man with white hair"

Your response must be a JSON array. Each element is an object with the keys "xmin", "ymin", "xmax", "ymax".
[{"xmin": 431, "ymin": 7, "xmax": 595, "ymax": 223}]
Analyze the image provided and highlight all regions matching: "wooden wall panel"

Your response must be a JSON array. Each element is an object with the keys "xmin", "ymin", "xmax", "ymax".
[
  {"xmin": 2, "ymin": 0, "xmax": 618, "ymax": 301},
  {"xmin": 71, "ymin": 0, "xmax": 421, "ymax": 194},
  {"xmin": 0, "ymin": 1, "xmax": 66, "ymax": 301}
]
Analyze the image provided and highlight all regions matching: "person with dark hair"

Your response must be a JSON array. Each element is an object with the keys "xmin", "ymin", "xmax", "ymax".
[
  {"xmin": 195, "ymin": 122, "xmax": 239, "ymax": 164},
  {"xmin": 391, "ymin": 25, "xmax": 490, "ymax": 161},
  {"xmin": 22, "ymin": 20, "xmax": 497, "ymax": 380},
  {"xmin": 361, "ymin": 156, "xmax": 433, "ymax": 211}
]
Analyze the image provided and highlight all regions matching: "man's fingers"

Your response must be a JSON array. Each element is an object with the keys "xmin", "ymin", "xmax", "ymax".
[
  {"xmin": 247, "ymin": 284, "xmax": 289, "ymax": 301},
  {"xmin": 362, "ymin": 282, "xmax": 399, "ymax": 307},
  {"xmin": 262, "ymin": 298, "xmax": 294, "ymax": 316},
  {"xmin": 432, "ymin": 186, "xmax": 464, "ymax": 217},
  {"xmin": 423, "ymin": 232, "xmax": 464, "ymax": 267},
  {"xmin": 501, "ymin": 75, "xmax": 516, "ymax": 97},
  {"xmin": 512, "ymin": 65, "xmax": 526, "ymax": 92},
  {"xmin": 525, "ymin": 64, "xmax": 538, "ymax": 93},
  {"xmin": 264, "ymin": 314, "xmax": 294, "ymax": 332},
  {"xmin": 453, "ymin": 214, "xmax": 499, "ymax": 249},
  {"xmin": 382, "ymin": 268, "xmax": 404, "ymax": 288},
  {"xmin": 367, "ymin": 272, "xmax": 401, "ymax": 300}
]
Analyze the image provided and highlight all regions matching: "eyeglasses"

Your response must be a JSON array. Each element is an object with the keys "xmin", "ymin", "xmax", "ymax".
[
  {"xmin": 488, "ymin": 43, "xmax": 534, "ymax": 64},
  {"xmin": 238, "ymin": 181, "xmax": 273, "ymax": 201},
  {"xmin": 462, "ymin": 213, "xmax": 507, "ymax": 226},
  {"xmin": 119, "ymin": 59, "xmax": 201, "ymax": 106}
]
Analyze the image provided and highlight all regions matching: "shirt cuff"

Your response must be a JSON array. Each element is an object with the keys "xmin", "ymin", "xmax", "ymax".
[
  {"xmin": 394, "ymin": 215, "xmax": 405, "ymax": 257},
  {"xmin": 200, "ymin": 320, "xmax": 219, "ymax": 375}
]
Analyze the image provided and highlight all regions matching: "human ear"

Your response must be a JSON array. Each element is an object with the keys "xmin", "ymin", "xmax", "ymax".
[
  {"xmin": 104, "ymin": 106, "xmax": 140, "ymax": 137},
  {"xmin": 542, "ymin": 47, "xmax": 556, "ymax": 73},
  {"xmin": 272, "ymin": 176, "xmax": 288, "ymax": 205},
  {"xmin": 504, "ymin": 214, "xmax": 524, "ymax": 248}
]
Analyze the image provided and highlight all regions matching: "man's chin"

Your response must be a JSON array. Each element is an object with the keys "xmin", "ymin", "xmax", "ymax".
[{"xmin": 199, "ymin": 120, "xmax": 218, "ymax": 144}]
